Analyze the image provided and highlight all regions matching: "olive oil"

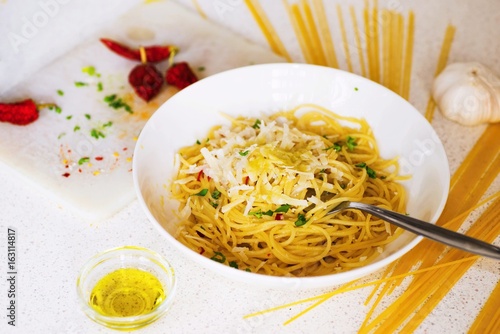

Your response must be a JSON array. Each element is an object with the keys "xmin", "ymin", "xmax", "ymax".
[{"xmin": 90, "ymin": 268, "xmax": 165, "ymax": 317}]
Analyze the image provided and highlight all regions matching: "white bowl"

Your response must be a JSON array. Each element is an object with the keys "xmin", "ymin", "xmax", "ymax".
[{"xmin": 133, "ymin": 63, "xmax": 449, "ymax": 289}]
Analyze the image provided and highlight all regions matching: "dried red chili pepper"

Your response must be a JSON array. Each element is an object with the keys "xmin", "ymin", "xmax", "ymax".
[
  {"xmin": 0, "ymin": 99, "xmax": 39, "ymax": 125},
  {"xmin": 100, "ymin": 38, "xmax": 177, "ymax": 63},
  {"xmin": 128, "ymin": 64, "xmax": 164, "ymax": 102},
  {"xmin": 166, "ymin": 62, "xmax": 198, "ymax": 90}
]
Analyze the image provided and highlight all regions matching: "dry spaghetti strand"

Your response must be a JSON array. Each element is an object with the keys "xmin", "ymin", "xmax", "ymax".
[
  {"xmin": 312, "ymin": 0, "xmax": 340, "ymax": 68},
  {"xmin": 244, "ymin": 0, "xmax": 292, "ymax": 61},
  {"xmin": 468, "ymin": 280, "xmax": 500, "ymax": 334},
  {"xmin": 425, "ymin": 24, "xmax": 456, "ymax": 122},
  {"xmin": 360, "ymin": 196, "xmax": 500, "ymax": 333}
]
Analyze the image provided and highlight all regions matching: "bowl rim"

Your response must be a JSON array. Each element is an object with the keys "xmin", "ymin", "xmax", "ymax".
[{"xmin": 132, "ymin": 63, "xmax": 450, "ymax": 289}]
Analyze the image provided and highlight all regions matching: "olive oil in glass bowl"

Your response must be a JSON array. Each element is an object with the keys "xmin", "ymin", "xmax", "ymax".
[{"xmin": 77, "ymin": 246, "xmax": 176, "ymax": 330}]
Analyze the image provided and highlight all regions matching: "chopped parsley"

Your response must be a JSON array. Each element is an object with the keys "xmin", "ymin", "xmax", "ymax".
[
  {"xmin": 102, "ymin": 121, "xmax": 113, "ymax": 128},
  {"xmin": 74, "ymin": 81, "xmax": 88, "ymax": 87},
  {"xmin": 229, "ymin": 261, "xmax": 238, "ymax": 269},
  {"xmin": 78, "ymin": 157, "xmax": 90, "ymax": 165},
  {"xmin": 275, "ymin": 204, "xmax": 291, "ymax": 213},
  {"xmin": 210, "ymin": 252, "xmax": 226, "ymax": 263},
  {"xmin": 57, "ymin": 89, "xmax": 64, "ymax": 96},
  {"xmin": 346, "ymin": 136, "xmax": 357, "ymax": 151},
  {"xmin": 97, "ymin": 82, "xmax": 103, "ymax": 92},
  {"xmin": 294, "ymin": 214, "xmax": 308, "ymax": 227},
  {"xmin": 324, "ymin": 143, "xmax": 342, "ymax": 152},
  {"xmin": 196, "ymin": 140, "xmax": 201, "ymax": 145},
  {"xmin": 239, "ymin": 150, "xmax": 250, "ymax": 156},
  {"xmin": 84, "ymin": 114, "xmax": 91, "ymax": 120},
  {"xmin": 354, "ymin": 87, "xmax": 359, "ymax": 91},
  {"xmin": 366, "ymin": 167, "xmax": 377, "ymax": 179},
  {"xmin": 82, "ymin": 65, "xmax": 101, "ymax": 78},
  {"xmin": 251, "ymin": 119, "xmax": 261, "ymax": 129},
  {"xmin": 90, "ymin": 128, "xmax": 105, "ymax": 139},
  {"xmin": 248, "ymin": 209, "xmax": 274, "ymax": 219},
  {"xmin": 66, "ymin": 115, "xmax": 72, "ymax": 120},
  {"xmin": 194, "ymin": 188, "xmax": 208, "ymax": 196},
  {"xmin": 57, "ymin": 132, "xmax": 66, "ymax": 139},
  {"xmin": 73, "ymin": 125, "xmax": 81, "ymax": 132},
  {"xmin": 197, "ymin": 66, "xmax": 206, "ymax": 72},
  {"xmin": 211, "ymin": 190, "xmax": 221, "ymax": 200},
  {"xmin": 355, "ymin": 162, "xmax": 377, "ymax": 179},
  {"xmin": 104, "ymin": 94, "xmax": 133, "ymax": 114}
]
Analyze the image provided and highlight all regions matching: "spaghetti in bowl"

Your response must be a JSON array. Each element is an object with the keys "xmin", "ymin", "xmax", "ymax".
[{"xmin": 133, "ymin": 64, "xmax": 449, "ymax": 289}]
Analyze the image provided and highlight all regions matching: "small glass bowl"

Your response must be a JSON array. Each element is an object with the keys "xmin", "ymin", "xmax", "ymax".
[{"xmin": 76, "ymin": 246, "xmax": 176, "ymax": 331}]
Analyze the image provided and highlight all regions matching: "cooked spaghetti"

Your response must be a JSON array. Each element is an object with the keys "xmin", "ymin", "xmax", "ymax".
[{"xmin": 171, "ymin": 104, "xmax": 407, "ymax": 277}]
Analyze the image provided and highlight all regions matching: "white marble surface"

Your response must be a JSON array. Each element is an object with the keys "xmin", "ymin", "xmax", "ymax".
[{"xmin": 1, "ymin": 0, "xmax": 499, "ymax": 333}]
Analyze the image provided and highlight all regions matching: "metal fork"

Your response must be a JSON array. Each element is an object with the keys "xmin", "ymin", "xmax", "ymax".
[{"xmin": 327, "ymin": 201, "xmax": 500, "ymax": 260}]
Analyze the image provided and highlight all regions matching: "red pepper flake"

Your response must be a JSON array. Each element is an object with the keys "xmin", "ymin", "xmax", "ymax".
[
  {"xmin": 275, "ymin": 213, "xmax": 284, "ymax": 220},
  {"xmin": 100, "ymin": 38, "xmax": 177, "ymax": 63},
  {"xmin": 123, "ymin": 147, "xmax": 128, "ymax": 151},
  {"xmin": 166, "ymin": 62, "xmax": 198, "ymax": 90},
  {"xmin": 95, "ymin": 156, "xmax": 103, "ymax": 161},
  {"xmin": 244, "ymin": 176, "xmax": 250, "ymax": 185},
  {"xmin": 196, "ymin": 170, "xmax": 204, "ymax": 182},
  {"xmin": 62, "ymin": 172, "xmax": 70, "ymax": 178},
  {"xmin": 199, "ymin": 247, "xmax": 205, "ymax": 255},
  {"xmin": 78, "ymin": 168, "xmax": 82, "ymax": 173},
  {"xmin": 128, "ymin": 64, "xmax": 164, "ymax": 102}
]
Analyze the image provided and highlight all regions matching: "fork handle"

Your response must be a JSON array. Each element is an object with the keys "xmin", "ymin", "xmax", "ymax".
[{"xmin": 346, "ymin": 201, "xmax": 500, "ymax": 260}]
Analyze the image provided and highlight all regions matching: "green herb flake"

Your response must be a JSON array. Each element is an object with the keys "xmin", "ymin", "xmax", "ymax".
[
  {"xmin": 346, "ymin": 136, "xmax": 357, "ymax": 151},
  {"xmin": 74, "ymin": 81, "xmax": 88, "ymax": 87},
  {"xmin": 211, "ymin": 190, "xmax": 221, "ymax": 200},
  {"xmin": 104, "ymin": 94, "xmax": 117, "ymax": 103},
  {"xmin": 78, "ymin": 157, "xmax": 90, "ymax": 165},
  {"xmin": 102, "ymin": 121, "xmax": 113, "ymax": 128},
  {"xmin": 354, "ymin": 87, "xmax": 359, "ymax": 91},
  {"xmin": 239, "ymin": 150, "xmax": 250, "ymax": 156},
  {"xmin": 210, "ymin": 201, "xmax": 219, "ymax": 208},
  {"xmin": 248, "ymin": 210, "xmax": 264, "ymax": 219},
  {"xmin": 66, "ymin": 115, "xmax": 73, "ymax": 120},
  {"xmin": 104, "ymin": 94, "xmax": 133, "ymax": 114},
  {"xmin": 84, "ymin": 114, "xmax": 91, "ymax": 120},
  {"xmin": 198, "ymin": 66, "xmax": 206, "ymax": 72},
  {"xmin": 73, "ymin": 125, "xmax": 81, "ymax": 132},
  {"xmin": 90, "ymin": 128, "xmax": 105, "ymax": 139},
  {"xmin": 54, "ymin": 106, "xmax": 62, "ymax": 114},
  {"xmin": 263, "ymin": 210, "xmax": 274, "ymax": 216},
  {"xmin": 97, "ymin": 82, "xmax": 103, "ymax": 92},
  {"xmin": 196, "ymin": 140, "xmax": 201, "ymax": 145},
  {"xmin": 57, "ymin": 89, "xmax": 64, "ymax": 96},
  {"xmin": 275, "ymin": 204, "xmax": 291, "ymax": 213},
  {"xmin": 229, "ymin": 261, "xmax": 238, "ymax": 269},
  {"xmin": 245, "ymin": 268, "xmax": 251, "ymax": 272},
  {"xmin": 333, "ymin": 143, "xmax": 342, "ymax": 152},
  {"xmin": 366, "ymin": 166, "xmax": 377, "ymax": 179},
  {"xmin": 294, "ymin": 214, "xmax": 308, "ymax": 227},
  {"xmin": 355, "ymin": 162, "xmax": 376, "ymax": 179},
  {"xmin": 210, "ymin": 251, "xmax": 226, "ymax": 263},
  {"xmin": 57, "ymin": 132, "xmax": 66, "ymax": 139},
  {"xmin": 194, "ymin": 188, "xmax": 208, "ymax": 196},
  {"xmin": 252, "ymin": 119, "xmax": 261, "ymax": 129},
  {"xmin": 82, "ymin": 66, "xmax": 96, "ymax": 76}
]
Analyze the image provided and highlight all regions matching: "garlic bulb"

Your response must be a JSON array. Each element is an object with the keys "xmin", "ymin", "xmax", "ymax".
[{"xmin": 432, "ymin": 62, "xmax": 500, "ymax": 126}]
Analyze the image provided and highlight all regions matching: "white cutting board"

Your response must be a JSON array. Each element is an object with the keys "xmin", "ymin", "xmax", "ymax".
[{"xmin": 0, "ymin": 0, "xmax": 285, "ymax": 221}]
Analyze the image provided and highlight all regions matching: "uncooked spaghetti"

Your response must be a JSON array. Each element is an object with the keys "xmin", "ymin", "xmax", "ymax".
[{"xmin": 171, "ymin": 104, "xmax": 406, "ymax": 277}]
